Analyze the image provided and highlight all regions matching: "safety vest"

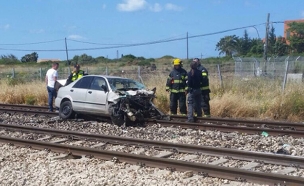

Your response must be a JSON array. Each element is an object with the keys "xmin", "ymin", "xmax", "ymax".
[
  {"xmin": 166, "ymin": 68, "xmax": 188, "ymax": 93},
  {"xmin": 197, "ymin": 65, "xmax": 210, "ymax": 93},
  {"xmin": 71, "ymin": 70, "xmax": 84, "ymax": 82}
]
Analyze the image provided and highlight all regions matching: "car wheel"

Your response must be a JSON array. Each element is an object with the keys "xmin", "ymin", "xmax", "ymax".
[
  {"xmin": 59, "ymin": 100, "xmax": 75, "ymax": 119},
  {"xmin": 108, "ymin": 103, "xmax": 125, "ymax": 126}
]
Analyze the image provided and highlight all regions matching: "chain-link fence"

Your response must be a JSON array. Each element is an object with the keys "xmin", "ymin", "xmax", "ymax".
[
  {"xmin": 233, "ymin": 56, "xmax": 304, "ymax": 78},
  {"xmin": 1, "ymin": 56, "xmax": 303, "ymax": 91}
]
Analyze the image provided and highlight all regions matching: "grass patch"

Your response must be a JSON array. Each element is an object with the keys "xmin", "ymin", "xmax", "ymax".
[{"xmin": 1, "ymin": 75, "xmax": 304, "ymax": 122}]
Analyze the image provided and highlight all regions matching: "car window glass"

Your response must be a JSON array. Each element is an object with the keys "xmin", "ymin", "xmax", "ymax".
[
  {"xmin": 73, "ymin": 76, "xmax": 93, "ymax": 89},
  {"xmin": 107, "ymin": 78, "xmax": 145, "ymax": 91},
  {"xmin": 90, "ymin": 77, "xmax": 106, "ymax": 90}
]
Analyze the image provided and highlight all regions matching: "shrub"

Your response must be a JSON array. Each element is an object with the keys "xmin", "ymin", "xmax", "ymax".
[
  {"xmin": 6, "ymin": 78, "xmax": 25, "ymax": 86},
  {"xmin": 24, "ymin": 94, "xmax": 36, "ymax": 105}
]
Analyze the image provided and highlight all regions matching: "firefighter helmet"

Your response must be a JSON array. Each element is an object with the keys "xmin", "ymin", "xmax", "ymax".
[{"xmin": 173, "ymin": 58, "xmax": 182, "ymax": 66}]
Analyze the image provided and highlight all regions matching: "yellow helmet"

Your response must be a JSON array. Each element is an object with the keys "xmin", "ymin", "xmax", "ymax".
[{"xmin": 173, "ymin": 58, "xmax": 182, "ymax": 66}]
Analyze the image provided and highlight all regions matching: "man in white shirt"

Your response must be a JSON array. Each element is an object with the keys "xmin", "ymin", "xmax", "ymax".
[{"xmin": 45, "ymin": 63, "xmax": 59, "ymax": 112}]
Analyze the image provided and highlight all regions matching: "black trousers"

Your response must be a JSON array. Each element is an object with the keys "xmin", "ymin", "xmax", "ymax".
[
  {"xmin": 170, "ymin": 92, "xmax": 187, "ymax": 115},
  {"xmin": 201, "ymin": 93, "xmax": 210, "ymax": 115}
]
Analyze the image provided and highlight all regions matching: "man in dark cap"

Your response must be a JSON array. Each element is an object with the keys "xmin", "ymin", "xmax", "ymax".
[
  {"xmin": 65, "ymin": 64, "xmax": 85, "ymax": 86},
  {"xmin": 193, "ymin": 58, "xmax": 211, "ymax": 117},
  {"xmin": 186, "ymin": 61, "xmax": 203, "ymax": 122}
]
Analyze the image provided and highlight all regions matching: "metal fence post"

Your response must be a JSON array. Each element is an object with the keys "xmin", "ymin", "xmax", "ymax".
[
  {"xmin": 86, "ymin": 67, "xmax": 89, "ymax": 75},
  {"xmin": 12, "ymin": 68, "xmax": 15, "ymax": 78},
  {"xmin": 282, "ymin": 59, "xmax": 289, "ymax": 92},
  {"xmin": 39, "ymin": 67, "xmax": 42, "ymax": 81},
  {"xmin": 138, "ymin": 66, "xmax": 143, "ymax": 83},
  {"xmin": 217, "ymin": 64, "xmax": 223, "ymax": 88},
  {"xmin": 105, "ymin": 66, "xmax": 108, "ymax": 75}
]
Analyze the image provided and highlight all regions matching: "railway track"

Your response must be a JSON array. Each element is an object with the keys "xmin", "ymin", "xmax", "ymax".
[
  {"xmin": 1, "ymin": 103, "xmax": 304, "ymax": 137},
  {"xmin": 1, "ymin": 124, "xmax": 304, "ymax": 185}
]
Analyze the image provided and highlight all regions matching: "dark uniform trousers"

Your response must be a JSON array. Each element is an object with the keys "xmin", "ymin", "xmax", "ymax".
[
  {"xmin": 170, "ymin": 92, "xmax": 187, "ymax": 115},
  {"xmin": 188, "ymin": 89, "xmax": 202, "ymax": 121},
  {"xmin": 201, "ymin": 93, "xmax": 210, "ymax": 115}
]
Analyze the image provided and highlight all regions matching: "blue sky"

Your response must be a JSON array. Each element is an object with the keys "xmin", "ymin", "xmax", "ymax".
[{"xmin": 0, "ymin": 0, "xmax": 303, "ymax": 61}]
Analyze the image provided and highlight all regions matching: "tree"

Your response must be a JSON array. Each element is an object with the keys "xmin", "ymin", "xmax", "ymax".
[
  {"xmin": 249, "ymin": 38, "xmax": 264, "ymax": 56},
  {"xmin": 21, "ymin": 52, "xmax": 38, "ymax": 63},
  {"xmin": 274, "ymin": 37, "xmax": 289, "ymax": 56},
  {"xmin": 268, "ymin": 26, "xmax": 276, "ymax": 56},
  {"xmin": 215, "ymin": 35, "xmax": 239, "ymax": 57},
  {"xmin": 77, "ymin": 54, "xmax": 97, "ymax": 64},
  {"xmin": 0, "ymin": 54, "xmax": 19, "ymax": 63},
  {"xmin": 286, "ymin": 22, "xmax": 304, "ymax": 53},
  {"xmin": 239, "ymin": 30, "xmax": 251, "ymax": 56}
]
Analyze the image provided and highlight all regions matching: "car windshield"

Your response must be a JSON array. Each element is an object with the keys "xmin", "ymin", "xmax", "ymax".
[{"xmin": 107, "ymin": 78, "xmax": 146, "ymax": 91}]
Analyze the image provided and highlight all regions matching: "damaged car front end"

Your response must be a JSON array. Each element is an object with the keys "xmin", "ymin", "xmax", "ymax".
[{"xmin": 107, "ymin": 80, "xmax": 166, "ymax": 126}]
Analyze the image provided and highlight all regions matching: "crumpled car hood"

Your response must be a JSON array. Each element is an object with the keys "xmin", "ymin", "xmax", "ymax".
[{"xmin": 108, "ymin": 89, "xmax": 155, "ymax": 103}]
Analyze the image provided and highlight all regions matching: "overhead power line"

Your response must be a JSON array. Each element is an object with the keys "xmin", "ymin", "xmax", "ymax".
[
  {"xmin": 0, "ymin": 22, "xmax": 284, "ymax": 52},
  {"xmin": 0, "ymin": 39, "xmax": 64, "ymax": 46}
]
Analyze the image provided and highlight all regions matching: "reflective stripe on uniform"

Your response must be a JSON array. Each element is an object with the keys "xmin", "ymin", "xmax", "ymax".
[
  {"xmin": 201, "ymin": 86, "xmax": 209, "ymax": 90},
  {"xmin": 171, "ymin": 89, "xmax": 185, "ymax": 93},
  {"xmin": 202, "ymin": 72, "xmax": 207, "ymax": 76},
  {"xmin": 173, "ymin": 80, "xmax": 183, "ymax": 83}
]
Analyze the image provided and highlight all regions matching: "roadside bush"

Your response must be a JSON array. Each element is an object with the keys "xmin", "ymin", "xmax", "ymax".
[
  {"xmin": 24, "ymin": 94, "xmax": 36, "ymax": 105},
  {"xmin": 6, "ymin": 78, "xmax": 25, "ymax": 86}
]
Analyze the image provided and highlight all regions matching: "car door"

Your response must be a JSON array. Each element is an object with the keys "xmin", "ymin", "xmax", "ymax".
[
  {"xmin": 70, "ymin": 76, "xmax": 94, "ymax": 111},
  {"xmin": 85, "ymin": 77, "xmax": 108, "ymax": 114}
]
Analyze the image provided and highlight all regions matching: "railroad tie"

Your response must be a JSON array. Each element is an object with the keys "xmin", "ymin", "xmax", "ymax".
[
  {"xmin": 37, "ymin": 136, "xmax": 52, "ymax": 141},
  {"xmin": 209, "ymin": 158, "xmax": 228, "ymax": 165},
  {"xmin": 90, "ymin": 142, "xmax": 106, "ymax": 148},
  {"xmin": 154, "ymin": 151, "xmax": 174, "ymax": 158},
  {"xmin": 50, "ymin": 138, "xmax": 69, "ymax": 143},
  {"xmin": 183, "ymin": 155, "xmax": 198, "ymax": 161},
  {"xmin": 272, "ymin": 167, "xmax": 297, "ymax": 175},
  {"xmin": 240, "ymin": 162, "xmax": 260, "ymax": 170}
]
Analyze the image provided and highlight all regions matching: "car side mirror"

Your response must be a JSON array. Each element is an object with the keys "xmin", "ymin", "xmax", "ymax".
[{"xmin": 101, "ymin": 85, "xmax": 108, "ymax": 92}]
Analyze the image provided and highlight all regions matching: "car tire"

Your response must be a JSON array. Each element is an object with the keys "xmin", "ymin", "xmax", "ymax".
[
  {"xmin": 59, "ymin": 100, "xmax": 75, "ymax": 119},
  {"xmin": 108, "ymin": 103, "xmax": 125, "ymax": 126}
]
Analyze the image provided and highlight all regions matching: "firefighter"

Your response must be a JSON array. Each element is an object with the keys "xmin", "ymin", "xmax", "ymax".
[
  {"xmin": 165, "ymin": 58, "xmax": 188, "ymax": 115},
  {"xmin": 193, "ymin": 58, "xmax": 211, "ymax": 117},
  {"xmin": 65, "ymin": 64, "xmax": 85, "ymax": 86},
  {"xmin": 186, "ymin": 61, "xmax": 203, "ymax": 122}
]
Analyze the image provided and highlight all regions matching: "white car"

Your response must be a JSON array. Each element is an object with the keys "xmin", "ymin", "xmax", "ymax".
[{"xmin": 55, "ymin": 75, "xmax": 165, "ymax": 126}]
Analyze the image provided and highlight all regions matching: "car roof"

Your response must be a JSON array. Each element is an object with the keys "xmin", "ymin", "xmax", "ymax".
[{"xmin": 84, "ymin": 75, "xmax": 129, "ymax": 79}]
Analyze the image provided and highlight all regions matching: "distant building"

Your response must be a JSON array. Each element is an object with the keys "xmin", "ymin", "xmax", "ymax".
[
  {"xmin": 284, "ymin": 19, "xmax": 304, "ymax": 44},
  {"xmin": 37, "ymin": 59, "xmax": 61, "ymax": 63}
]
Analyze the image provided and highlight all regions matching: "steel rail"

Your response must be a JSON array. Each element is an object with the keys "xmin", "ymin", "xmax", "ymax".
[
  {"xmin": 0, "ymin": 107, "xmax": 57, "ymax": 116},
  {"xmin": 0, "ymin": 103, "xmax": 304, "ymax": 131},
  {"xmin": 0, "ymin": 103, "xmax": 48, "ymax": 111},
  {"xmin": 171, "ymin": 115, "xmax": 304, "ymax": 131},
  {"xmin": 1, "ymin": 123, "xmax": 304, "ymax": 168},
  {"xmin": 0, "ymin": 136, "xmax": 303, "ymax": 185},
  {"xmin": 146, "ymin": 119, "xmax": 304, "ymax": 137}
]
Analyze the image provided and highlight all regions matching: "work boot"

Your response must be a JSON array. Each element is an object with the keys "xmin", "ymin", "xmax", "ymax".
[{"xmin": 203, "ymin": 115, "xmax": 211, "ymax": 118}]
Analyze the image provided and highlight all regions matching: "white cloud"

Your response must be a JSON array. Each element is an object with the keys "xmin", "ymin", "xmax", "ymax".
[
  {"xmin": 102, "ymin": 4, "xmax": 106, "ymax": 10},
  {"xmin": 29, "ymin": 29, "xmax": 44, "ymax": 34},
  {"xmin": 149, "ymin": 3, "xmax": 162, "ymax": 12},
  {"xmin": 117, "ymin": 0, "xmax": 147, "ymax": 12},
  {"xmin": 165, "ymin": 3, "xmax": 183, "ymax": 11},
  {"xmin": 68, "ymin": 34, "xmax": 85, "ymax": 40},
  {"xmin": 301, "ymin": 11, "xmax": 304, "ymax": 18},
  {"xmin": 3, "ymin": 24, "xmax": 10, "ymax": 30}
]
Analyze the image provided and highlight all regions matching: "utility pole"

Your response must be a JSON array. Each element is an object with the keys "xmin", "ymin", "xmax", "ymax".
[
  {"xmin": 186, "ymin": 32, "xmax": 189, "ymax": 60},
  {"xmin": 65, "ymin": 38, "xmax": 69, "ymax": 65},
  {"xmin": 263, "ymin": 13, "xmax": 270, "ymax": 75}
]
